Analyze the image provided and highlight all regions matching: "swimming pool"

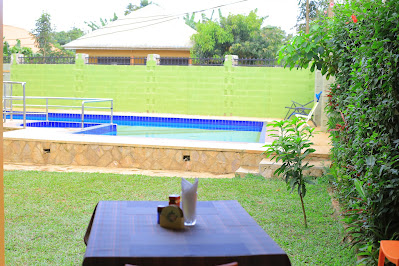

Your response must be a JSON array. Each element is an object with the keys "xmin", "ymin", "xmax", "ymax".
[{"xmin": 7, "ymin": 112, "xmax": 266, "ymax": 143}]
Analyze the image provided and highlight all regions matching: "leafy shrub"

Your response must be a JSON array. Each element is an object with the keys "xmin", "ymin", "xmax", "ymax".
[
  {"xmin": 3, "ymin": 39, "xmax": 34, "ymax": 57},
  {"xmin": 278, "ymin": 0, "xmax": 399, "ymax": 263},
  {"xmin": 264, "ymin": 117, "xmax": 316, "ymax": 228}
]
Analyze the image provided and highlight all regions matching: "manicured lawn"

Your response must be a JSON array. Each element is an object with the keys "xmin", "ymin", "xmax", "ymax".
[{"xmin": 4, "ymin": 170, "xmax": 356, "ymax": 265}]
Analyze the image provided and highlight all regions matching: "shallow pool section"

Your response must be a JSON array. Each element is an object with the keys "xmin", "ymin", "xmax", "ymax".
[
  {"xmin": 7, "ymin": 112, "xmax": 266, "ymax": 143},
  {"xmin": 116, "ymin": 126, "xmax": 261, "ymax": 142},
  {"xmin": 84, "ymin": 116, "xmax": 265, "ymax": 143}
]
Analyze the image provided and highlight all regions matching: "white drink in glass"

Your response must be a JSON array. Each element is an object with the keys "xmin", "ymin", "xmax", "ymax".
[{"xmin": 182, "ymin": 192, "xmax": 197, "ymax": 226}]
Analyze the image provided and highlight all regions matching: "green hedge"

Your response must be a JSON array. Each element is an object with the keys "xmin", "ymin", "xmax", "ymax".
[
  {"xmin": 278, "ymin": 0, "xmax": 399, "ymax": 263},
  {"xmin": 328, "ymin": 2, "xmax": 399, "ymax": 262}
]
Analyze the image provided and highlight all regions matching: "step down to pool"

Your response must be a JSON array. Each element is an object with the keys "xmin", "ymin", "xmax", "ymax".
[
  {"xmin": 258, "ymin": 158, "xmax": 330, "ymax": 178},
  {"xmin": 235, "ymin": 166, "xmax": 259, "ymax": 178},
  {"xmin": 235, "ymin": 157, "xmax": 331, "ymax": 178}
]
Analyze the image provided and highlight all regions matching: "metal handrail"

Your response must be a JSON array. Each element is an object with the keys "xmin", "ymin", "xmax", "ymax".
[
  {"xmin": 82, "ymin": 99, "xmax": 113, "ymax": 128},
  {"xmin": 3, "ymin": 81, "xmax": 26, "ymax": 128},
  {"xmin": 2, "ymin": 86, "xmax": 114, "ymax": 128}
]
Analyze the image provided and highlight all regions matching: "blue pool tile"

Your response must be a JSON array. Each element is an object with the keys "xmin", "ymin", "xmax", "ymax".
[{"xmin": 19, "ymin": 112, "xmax": 264, "ymax": 133}]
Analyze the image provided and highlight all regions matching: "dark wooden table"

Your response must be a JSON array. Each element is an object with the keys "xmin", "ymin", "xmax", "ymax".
[{"xmin": 83, "ymin": 201, "xmax": 291, "ymax": 266}]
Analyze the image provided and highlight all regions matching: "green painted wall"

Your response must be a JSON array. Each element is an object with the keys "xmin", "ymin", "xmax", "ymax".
[{"xmin": 10, "ymin": 56, "xmax": 315, "ymax": 118}]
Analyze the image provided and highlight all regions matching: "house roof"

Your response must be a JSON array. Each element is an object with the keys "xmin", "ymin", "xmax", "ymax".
[
  {"xmin": 3, "ymin": 25, "xmax": 39, "ymax": 53},
  {"xmin": 64, "ymin": 5, "xmax": 197, "ymax": 51}
]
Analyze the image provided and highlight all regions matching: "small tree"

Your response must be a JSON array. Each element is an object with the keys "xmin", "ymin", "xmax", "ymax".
[
  {"xmin": 53, "ymin": 27, "xmax": 84, "ymax": 46},
  {"xmin": 264, "ymin": 117, "xmax": 316, "ymax": 228},
  {"xmin": 183, "ymin": 13, "xmax": 197, "ymax": 30},
  {"xmin": 3, "ymin": 39, "xmax": 34, "ymax": 57},
  {"xmin": 124, "ymin": 0, "xmax": 151, "ymax": 16},
  {"xmin": 85, "ymin": 13, "xmax": 118, "ymax": 31},
  {"xmin": 32, "ymin": 12, "xmax": 53, "ymax": 57}
]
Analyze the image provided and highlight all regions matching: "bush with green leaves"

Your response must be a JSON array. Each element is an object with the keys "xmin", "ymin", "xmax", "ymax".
[
  {"xmin": 190, "ymin": 10, "xmax": 288, "ymax": 59},
  {"xmin": 3, "ymin": 39, "xmax": 34, "ymax": 57},
  {"xmin": 264, "ymin": 117, "xmax": 316, "ymax": 228},
  {"xmin": 278, "ymin": 0, "xmax": 399, "ymax": 263}
]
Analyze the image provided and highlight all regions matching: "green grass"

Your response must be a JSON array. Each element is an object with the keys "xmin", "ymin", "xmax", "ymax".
[{"xmin": 4, "ymin": 171, "xmax": 356, "ymax": 265}]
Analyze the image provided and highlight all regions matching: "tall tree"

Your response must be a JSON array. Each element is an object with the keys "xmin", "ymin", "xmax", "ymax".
[
  {"xmin": 191, "ymin": 10, "xmax": 286, "ymax": 59},
  {"xmin": 230, "ymin": 26, "xmax": 287, "ymax": 59},
  {"xmin": 52, "ymin": 27, "xmax": 85, "ymax": 57},
  {"xmin": 327, "ymin": 0, "xmax": 334, "ymax": 17},
  {"xmin": 191, "ymin": 20, "xmax": 233, "ymax": 58},
  {"xmin": 183, "ymin": 13, "xmax": 197, "ymax": 30},
  {"xmin": 32, "ymin": 12, "xmax": 53, "ymax": 57},
  {"xmin": 220, "ymin": 11, "xmax": 264, "ymax": 44},
  {"xmin": 184, "ymin": 9, "xmax": 220, "ymax": 30},
  {"xmin": 53, "ymin": 27, "xmax": 84, "ymax": 46},
  {"xmin": 296, "ymin": 0, "xmax": 329, "ymax": 32},
  {"xmin": 306, "ymin": 0, "xmax": 310, "ymax": 33}
]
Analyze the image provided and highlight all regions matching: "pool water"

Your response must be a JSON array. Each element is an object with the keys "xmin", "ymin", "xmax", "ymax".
[
  {"xmin": 116, "ymin": 125, "xmax": 261, "ymax": 143},
  {"xmin": 6, "ymin": 112, "xmax": 266, "ymax": 143}
]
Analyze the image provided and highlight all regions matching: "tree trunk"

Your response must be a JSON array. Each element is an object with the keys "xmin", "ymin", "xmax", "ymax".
[
  {"xmin": 305, "ymin": 0, "xmax": 310, "ymax": 34},
  {"xmin": 300, "ymin": 192, "xmax": 308, "ymax": 228},
  {"xmin": 328, "ymin": 0, "xmax": 334, "ymax": 18}
]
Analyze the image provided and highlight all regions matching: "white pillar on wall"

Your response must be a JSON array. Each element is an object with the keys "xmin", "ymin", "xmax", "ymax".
[
  {"xmin": 11, "ymin": 53, "xmax": 23, "ymax": 64},
  {"xmin": 75, "ymin": 53, "xmax": 89, "ymax": 64},
  {"xmin": 224, "ymin": 55, "xmax": 238, "ymax": 66},
  {"xmin": 146, "ymin": 54, "xmax": 160, "ymax": 66},
  {"xmin": 314, "ymin": 70, "xmax": 335, "ymax": 131}
]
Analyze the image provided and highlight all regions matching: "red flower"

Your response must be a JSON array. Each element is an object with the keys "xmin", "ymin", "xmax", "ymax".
[{"xmin": 351, "ymin": 14, "xmax": 358, "ymax": 23}]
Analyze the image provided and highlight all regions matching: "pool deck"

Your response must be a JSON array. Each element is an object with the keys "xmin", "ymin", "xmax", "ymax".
[{"xmin": 3, "ymin": 113, "xmax": 331, "ymax": 178}]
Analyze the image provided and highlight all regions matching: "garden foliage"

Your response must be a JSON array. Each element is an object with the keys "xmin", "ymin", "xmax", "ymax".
[
  {"xmin": 279, "ymin": 0, "xmax": 399, "ymax": 263},
  {"xmin": 264, "ymin": 117, "xmax": 316, "ymax": 228},
  {"xmin": 3, "ymin": 39, "xmax": 34, "ymax": 57},
  {"xmin": 295, "ymin": 0, "xmax": 329, "ymax": 32},
  {"xmin": 190, "ymin": 10, "xmax": 288, "ymax": 59}
]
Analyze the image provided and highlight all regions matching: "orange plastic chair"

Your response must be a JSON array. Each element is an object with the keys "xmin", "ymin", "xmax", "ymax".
[{"xmin": 378, "ymin": 240, "xmax": 399, "ymax": 266}]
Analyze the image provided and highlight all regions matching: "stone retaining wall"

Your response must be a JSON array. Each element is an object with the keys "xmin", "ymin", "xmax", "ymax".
[{"xmin": 3, "ymin": 139, "xmax": 264, "ymax": 174}]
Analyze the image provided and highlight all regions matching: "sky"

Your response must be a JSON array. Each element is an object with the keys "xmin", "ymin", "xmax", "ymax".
[{"xmin": 4, "ymin": 0, "xmax": 300, "ymax": 35}]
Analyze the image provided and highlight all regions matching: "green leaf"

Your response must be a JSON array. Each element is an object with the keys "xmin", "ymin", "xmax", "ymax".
[
  {"xmin": 354, "ymin": 179, "xmax": 366, "ymax": 199},
  {"xmin": 311, "ymin": 24, "xmax": 320, "ymax": 31},
  {"xmin": 310, "ymin": 63, "xmax": 316, "ymax": 72},
  {"xmin": 306, "ymin": 52, "xmax": 314, "ymax": 60},
  {"xmin": 304, "ymin": 178, "xmax": 315, "ymax": 185},
  {"xmin": 366, "ymin": 156, "xmax": 376, "ymax": 167}
]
